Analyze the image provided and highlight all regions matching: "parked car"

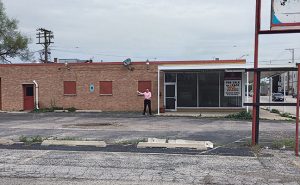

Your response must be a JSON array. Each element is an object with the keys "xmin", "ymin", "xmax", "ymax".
[
  {"xmin": 272, "ymin": 93, "xmax": 284, "ymax": 101},
  {"xmin": 292, "ymin": 93, "xmax": 297, "ymax": 98},
  {"xmin": 279, "ymin": 90, "xmax": 289, "ymax": 96}
]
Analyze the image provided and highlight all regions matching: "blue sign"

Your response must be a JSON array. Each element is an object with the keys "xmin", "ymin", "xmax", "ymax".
[{"xmin": 89, "ymin": 84, "xmax": 94, "ymax": 93}]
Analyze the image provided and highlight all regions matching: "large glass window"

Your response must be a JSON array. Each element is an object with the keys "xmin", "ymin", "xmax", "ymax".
[
  {"xmin": 164, "ymin": 71, "xmax": 243, "ymax": 108},
  {"xmin": 177, "ymin": 73, "xmax": 197, "ymax": 107},
  {"xmin": 198, "ymin": 72, "xmax": 219, "ymax": 107},
  {"xmin": 220, "ymin": 72, "xmax": 242, "ymax": 107},
  {"xmin": 165, "ymin": 73, "xmax": 176, "ymax": 82}
]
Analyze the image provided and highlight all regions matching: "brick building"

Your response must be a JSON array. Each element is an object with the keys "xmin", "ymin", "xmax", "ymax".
[{"xmin": 0, "ymin": 60, "xmax": 246, "ymax": 113}]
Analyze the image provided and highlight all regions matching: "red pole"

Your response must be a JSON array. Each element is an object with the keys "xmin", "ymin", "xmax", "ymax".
[
  {"xmin": 296, "ymin": 64, "xmax": 300, "ymax": 156},
  {"xmin": 252, "ymin": 0, "xmax": 261, "ymax": 145}
]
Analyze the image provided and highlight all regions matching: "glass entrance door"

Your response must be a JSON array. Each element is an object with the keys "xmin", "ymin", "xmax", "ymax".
[{"xmin": 165, "ymin": 83, "xmax": 176, "ymax": 111}]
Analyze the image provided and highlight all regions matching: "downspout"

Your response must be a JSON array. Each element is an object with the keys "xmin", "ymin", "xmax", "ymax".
[
  {"xmin": 158, "ymin": 69, "xmax": 160, "ymax": 115},
  {"xmin": 33, "ymin": 80, "xmax": 39, "ymax": 110}
]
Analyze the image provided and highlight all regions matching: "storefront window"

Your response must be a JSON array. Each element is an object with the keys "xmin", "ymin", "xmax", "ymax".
[
  {"xmin": 198, "ymin": 72, "xmax": 219, "ymax": 107},
  {"xmin": 177, "ymin": 73, "xmax": 197, "ymax": 107},
  {"xmin": 165, "ymin": 71, "xmax": 243, "ymax": 108},
  {"xmin": 165, "ymin": 73, "xmax": 176, "ymax": 82},
  {"xmin": 220, "ymin": 72, "xmax": 242, "ymax": 107}
]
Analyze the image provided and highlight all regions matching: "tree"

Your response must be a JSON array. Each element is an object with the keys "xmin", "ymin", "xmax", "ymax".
[{"xmin": 0, "ymin": 0, "xmax": 30, "ymax": 63}]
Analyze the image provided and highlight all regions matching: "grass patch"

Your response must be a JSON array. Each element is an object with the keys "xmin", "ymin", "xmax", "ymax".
[
  {"xmin": 279, "ymin": 112, "xmax": 295, "ymax": 119},
  {"xmin": 270, "ymin": 109, "xmax": 280, "ymax": 114},
  {"xmin": 272, "ymin": 138, "xmax": 295, "ymax": 150},
  {"xmin": 54, "ymin": 136, "xmax": 79, "ymax": 141},
  {"xmin": 66, "ymin": 107, "xmax": 76, "ymax": 112},
  {"xmin": 32, "ymin": 107, "xmax": 76, "ymax": 113},
  {"xmin": 225, "ymin": 110, "xmax": 252, "ymax": 120},
  {"xmin": 115, "ymin": 138, "xmax": 146, "ymax": 145},
  {"xmin": 251, "ymin": 144, "xmax": 262, "ymax": 155},
  {"xmin": 19, "ymin": 135, "xmax": 44, "ymax": 145}
]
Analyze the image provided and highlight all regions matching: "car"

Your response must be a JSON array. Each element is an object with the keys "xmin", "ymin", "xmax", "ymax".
[
  {"xmin": 279, "ymin": 90, "xmax": 289, "ymax": 96},
  {"xmin": 292, "ymin": 93, "xmax": 297, "ymax": 98},
  {"xmin": 272, "ymin": 93, "xmax": 284, "ymax": 101}
]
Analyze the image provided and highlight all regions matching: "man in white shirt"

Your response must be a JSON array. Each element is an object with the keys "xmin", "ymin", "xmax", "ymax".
[{"xmin": 137, "ymin": 89, "xmax": 152, "ymax": 115}]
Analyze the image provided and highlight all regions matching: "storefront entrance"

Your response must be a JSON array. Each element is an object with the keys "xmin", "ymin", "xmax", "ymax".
[
  {"xmin": 164, "ymin": 71, "xmax": 243, "ymax": 109},
  {"xmin": 23, "ymin": 84, "xmax": 34, "ymax": 110},
  {"xmin": 165, "ymin": 83, "xmax": 176, "ymax": 111}
]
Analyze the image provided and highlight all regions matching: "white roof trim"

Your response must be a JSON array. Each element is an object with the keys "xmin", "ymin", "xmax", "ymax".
[{"xmin": 158, "ymin": 63, "xmax": 297, "ymax": 71}]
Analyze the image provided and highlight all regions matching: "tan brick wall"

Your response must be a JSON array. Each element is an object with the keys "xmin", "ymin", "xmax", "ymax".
[{"xmin": 0, "ymin": 63, "xmax": 164, "ymax": 112}]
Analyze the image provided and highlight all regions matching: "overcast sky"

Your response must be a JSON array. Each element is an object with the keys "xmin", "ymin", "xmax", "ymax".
[{"xmin": 2, "ymin": 0, "xmax": 300, "ymax": 64}]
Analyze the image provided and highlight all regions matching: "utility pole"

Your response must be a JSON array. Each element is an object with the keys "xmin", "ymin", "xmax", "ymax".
[
  {"xmin": 36, "ymin": 28, "xmax": 54, "ymax": 63},
  {"xmin": 286, "ymin": 48, "xmax": 295, "ymax": 94}
]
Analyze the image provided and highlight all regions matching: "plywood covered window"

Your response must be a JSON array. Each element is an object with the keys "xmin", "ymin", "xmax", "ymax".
[
  {"xmin": 99, "ymin": 81, "xmax": 112, "ymax": 95},
  {"xmin": 138, "ymin": 81, "xmax": 152, "ymax": 93},
  {"xmin": 64, "ymin": 81, "xmax": 76, "ymax": 95}
]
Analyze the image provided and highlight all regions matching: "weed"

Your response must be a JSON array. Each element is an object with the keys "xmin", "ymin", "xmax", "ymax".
[
  {"xmin": 19, "ymin": 135, "xmax": 44, "ymax": 145},
  {"xmin": 115, "ymin": 138, "xmax": 146, "ymax": 145},
  {"xmin": 58, "ymin": 136, "xmax": 78, "ymax": 140},
  {"xmin": 280, "ymin": 112, "xmax": 290, "ymax": 117},
  {"xmin": 251, "ymin": 144, "xmax": 262, "ymax": 155},
  {"xmin": 31, "ymin": 135, "xmax": 43, "ymax": 143},
  {"xmin": 19, "ymin": 135, "xmax": 28, "ymax": 143},
  {"xmin": 272, "ymin": 138, "xmax": 295, "ymax": 150},
  {"xmin": 66, "ymin": 107, "xmax": 76, "ymax": 112},
  {"xmin": 270, "ymin": 109, "xmax": 280, "ymax": 114},
  {"xmin": 225, "ymin": 110, "xmax": 252, "ymax": 120}
]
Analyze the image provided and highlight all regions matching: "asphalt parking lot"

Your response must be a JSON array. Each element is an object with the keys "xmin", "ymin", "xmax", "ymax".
[
  {"xmin": 0, "ymin": 112, "xmax": 299, "ymax": 184},
  {"xmin": 0, "ymin": 112, "xmax": 297, "ymax": 150}
]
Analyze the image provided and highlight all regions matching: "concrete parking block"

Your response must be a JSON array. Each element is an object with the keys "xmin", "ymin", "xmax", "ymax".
[
  {"xmin": 41, "ymin": 140, "xmax": 106, "ymax": 147},
  {"xmin": 76, "ymin": 110, "xmax": 102, "ymax": 113},
  {"xmin": 0, "ymin": 138, "xmax": 14, "ymax": 145},
  {"xmin": 168, "ymin": 139, "xmax": 214, "ymax": 149},
  {"xmin": 147, "ymin": 138, "xmax": 167, "ymax": 143},
  {"xmin": 137, "ymin": 139, "xmax": 213, "ymax": 150},
  {"xmin": 54, "ymin": 110, "xmax": 69, "ymax": 113}
]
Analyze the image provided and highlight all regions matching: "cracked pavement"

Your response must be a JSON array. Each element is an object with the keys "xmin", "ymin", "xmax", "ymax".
[
  {"xmin": 0, "ymin": 112, "xmax": 299, "ymax": 184},
  {"xmin": 0, "ymin": 149, "xmax": 299, "ymax": 184}
]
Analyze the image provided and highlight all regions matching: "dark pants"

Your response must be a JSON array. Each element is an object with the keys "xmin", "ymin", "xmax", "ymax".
[{"xmin": 143, "ymin": 99, "xmax": 152, "ymax": 115}]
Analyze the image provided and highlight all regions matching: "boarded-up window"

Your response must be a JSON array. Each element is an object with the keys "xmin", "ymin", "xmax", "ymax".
[
  {"xmin": 100, "ymin": 81, "xmax": 112, "ymax": 95},
  {"xmin": 64, "ymin": 81, "xmax": 76, "ymax": 95},
  {"xmin": 138, "ymin": 81, "xmax": 152, "ymax": 92}
]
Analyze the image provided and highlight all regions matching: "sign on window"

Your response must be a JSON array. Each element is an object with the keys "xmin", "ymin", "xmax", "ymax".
[{"xmin": 224, "ymin": 80, "xmax": 241, "ymax": 97}]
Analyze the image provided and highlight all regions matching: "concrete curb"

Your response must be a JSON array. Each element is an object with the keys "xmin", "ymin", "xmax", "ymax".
[
  {"xmin": 76, "ymin": 110, "xmax": 103, "ymax": 113},
  {"xmin": 137, "ymin": 138, "xmax": 213, "ymax": 150},
  {"xmin": 54, "ymin": 110, "xmax": 69, "ymax": 113},
  {"xmin": 41, "ymin": 140, "xmax": 106, "ymax": 147},
  {"xmin": 0, "ymin": 139, "xmax": 15, "ymax": 145}
]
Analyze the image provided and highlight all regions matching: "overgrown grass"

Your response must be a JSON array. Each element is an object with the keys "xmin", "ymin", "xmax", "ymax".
[
  {"xmin": 19, "ymin": 135, "xmax": 44, "ymax": 145},
  {"xmin": 272, "ymin": 138, "xmax": 295, "ymax": 150},
  {"xmin": 66, "ymin": 107, "xmax": 76, "ymax": 112},
  {"xmin": 270, "ymin": 109, "xmax": 280, "ymax": 114},
  {"xmin": 114, "ymin": 138, "xmax": 146, "ymax": 145},
  {"xmin": 33, "ymin": 107, "xmax": 76, "ymax": 113},
  {"xmin": 58, "ymin": 136, "xmax": 78, "ymax": 140},
  {"xmin": 225, "ymin": 110, "xmax": 252, "ymax": 120}
]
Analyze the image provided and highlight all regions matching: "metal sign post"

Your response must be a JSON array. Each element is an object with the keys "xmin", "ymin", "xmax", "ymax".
[
  {"xmin": 252, "ymin": 0, "xmax": 261, "ymax": 145},
  {"xmin": 296, "ymin": 64, "xmax": 300, "ymax": 156}
]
